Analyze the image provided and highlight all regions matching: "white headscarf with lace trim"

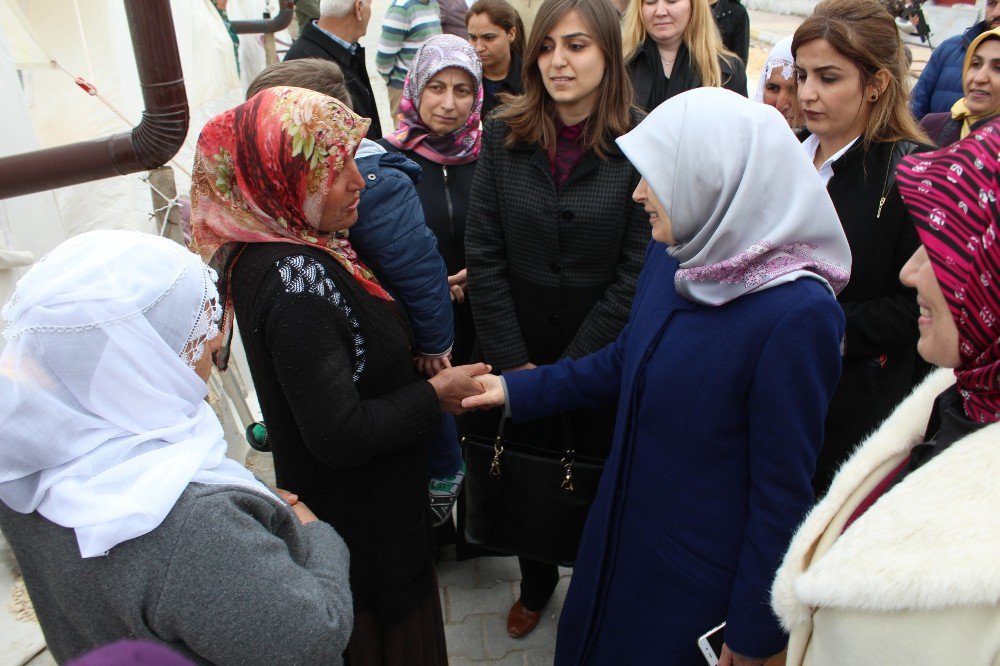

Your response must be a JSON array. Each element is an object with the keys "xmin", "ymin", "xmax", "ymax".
[
  {"xmin": 754, "ymin": 36, "xmax": 796, "ymax": 103},
  {"xmin": 616, "ymin": 88, "xmax": 852, "ymax": 306},
  {"xmin": 0, "ymin": 230, "xmax": 270, "ymax": 558}
]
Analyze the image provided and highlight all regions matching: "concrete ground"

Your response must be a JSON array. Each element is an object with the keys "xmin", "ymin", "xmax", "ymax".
[{"xmin": 436, "ymin": 550, "xmax": 572, "ymax": 665}]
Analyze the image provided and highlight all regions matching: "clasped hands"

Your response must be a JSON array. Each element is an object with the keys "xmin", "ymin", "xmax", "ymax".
[{"xmin": 426, "ymin": 363, "xmax": 513, "ymax": 414}]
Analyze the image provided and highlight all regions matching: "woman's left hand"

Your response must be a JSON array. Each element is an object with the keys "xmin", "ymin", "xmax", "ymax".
[
  {"xmin": 718, "ymin": 644, "xmax": 768, "ymax": 666},
  {"xmin": 448, "ymin": 268, "xmax": 468, "ymax": 303}
]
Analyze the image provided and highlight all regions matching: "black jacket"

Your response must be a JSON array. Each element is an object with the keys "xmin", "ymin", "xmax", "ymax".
[
  {"xmin": 482, "ymin": 53, "xmax": 524, "ymax": 119},
  {"xmin": 284, "ymin": 21, "xmax": 383, "ymax": 139},
  {"xmin": 232, "ymin": 243, "xmax": 439, "ymax": 622},
  {"xmin": 628, "ymin": 39, "xmax": 747, "ymax": 112},
  {"xmin": 711, "ymin": 0, "xmax": 750, "ymax": 64},
  {"xmin": 379, "ymin": 140, "xmax": 479, "ymax": 364},
  {"xmin": 808, "ymin": 136, "xmax": 928, "ymax": 495}
]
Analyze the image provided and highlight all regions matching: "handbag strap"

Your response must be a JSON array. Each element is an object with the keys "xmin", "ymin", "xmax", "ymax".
[
  {"xmin": 490, "ymin": 416, "xmax": 579, "ymax": 491},
  {"xmin": 490, "ymin": 417, "xmax": 506, "ymax": 478}
]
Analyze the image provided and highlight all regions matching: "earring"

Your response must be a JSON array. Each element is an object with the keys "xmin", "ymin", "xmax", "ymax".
[{"xmin": 870, "ymin": 94, "xmax": 878, "ymax": 102}]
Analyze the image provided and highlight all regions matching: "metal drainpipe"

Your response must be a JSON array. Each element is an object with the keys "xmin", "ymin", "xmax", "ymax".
[
  {"xmin": 0, "ymin": 0, "xmax": 188, "ymax": 201},
  {"xmin": 230, "ymin": 0, "xmax": 294, "ymax": 34}
]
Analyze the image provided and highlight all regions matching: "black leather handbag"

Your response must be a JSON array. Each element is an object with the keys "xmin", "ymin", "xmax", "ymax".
[{"xmin": 462, "ymin": 419, "xmax": 604, "ymax": 567}]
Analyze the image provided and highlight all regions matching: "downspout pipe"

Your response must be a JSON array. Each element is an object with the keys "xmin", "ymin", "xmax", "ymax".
[
  {"xmin": 230, "ymin": 0, "xmax": 295, "ymax": 34},
  {"xmin": 0, "ymin": 0, "xmax": 188, "ymax": 201}
]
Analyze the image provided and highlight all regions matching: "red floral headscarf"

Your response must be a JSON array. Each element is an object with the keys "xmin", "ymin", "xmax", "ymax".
[
  {"xmin": 190, "ymin": 86, "xmax": 390, "ymax": 367},
  {"xmin": 896, "ymin": 121, "xmax": 1000, "ymax": 422}
]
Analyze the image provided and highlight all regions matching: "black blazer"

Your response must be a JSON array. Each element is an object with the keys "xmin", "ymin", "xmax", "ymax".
[
  {"xmin": 810, "ymin": 136, "xmax": 928, "ymax": 494},
  {"xmin": 284, "ymin": 21, "xmax": 383, "ymax": 139}
]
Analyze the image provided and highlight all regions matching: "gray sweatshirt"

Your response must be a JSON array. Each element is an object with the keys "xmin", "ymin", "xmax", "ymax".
[{"xmin": 0, "ymin": 483, "xmax": 353, "ymax": 665}]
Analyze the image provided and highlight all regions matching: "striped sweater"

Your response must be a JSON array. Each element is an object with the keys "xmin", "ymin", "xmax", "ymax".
[{"xmin": 375, "ymin": 0, "xmax": 442, "ymax": 88}]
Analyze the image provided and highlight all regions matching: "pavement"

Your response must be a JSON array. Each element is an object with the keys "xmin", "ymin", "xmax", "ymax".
[
  {"xmin": 250, "ymin": 453, "xmax": 570, "ymax": 665},
  {"xmin": 437, "ymin": 550, "xmax": 571, "ymax": 665}
]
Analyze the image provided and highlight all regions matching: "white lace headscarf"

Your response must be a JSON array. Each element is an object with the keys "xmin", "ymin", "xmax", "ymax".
[
  {"xmin": 616, "ymin": 88, "xmax": 852, "ymax": 306},
  {"xmin": 753, "ymin": 36, "xmax": 796, "ymax": 103},
  {"xmin": 0, "ymin": 230, "xmax": 270, "ymax": 558}
]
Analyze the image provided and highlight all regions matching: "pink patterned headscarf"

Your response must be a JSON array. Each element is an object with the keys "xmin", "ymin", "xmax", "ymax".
[
  {"xmin": 896, "ymin": 121, "xmax": 1000, "ymax": 423},
  {"xmin": 384, "ymin": 34, "xmax": 483, "ymax": 165}
]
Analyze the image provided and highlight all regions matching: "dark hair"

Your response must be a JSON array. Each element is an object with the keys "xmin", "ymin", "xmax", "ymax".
[
  {"xmin": 466, "ymin": 0, "xmax": 526, "ymax": 59},
  {"xmin": 792, "ymin": 0, "xmax": 928, "ymax": 148},
  {"xmin": 245, "ymin": 58, "xmax": 353, "ymax": 109},
  {"xmin": 495, "ymin": 0, "xmax": 635, "ymax": 157}
]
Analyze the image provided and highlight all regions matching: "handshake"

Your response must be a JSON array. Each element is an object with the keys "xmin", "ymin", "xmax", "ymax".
[{"xmin": 426, "ymin": 362, "xmax": 507, "ymax": 414}]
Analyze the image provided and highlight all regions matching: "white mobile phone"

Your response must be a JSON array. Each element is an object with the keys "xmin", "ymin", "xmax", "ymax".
[{"xmin": 697, "ymin": 621, "xmax": 726, "ymax": 666}]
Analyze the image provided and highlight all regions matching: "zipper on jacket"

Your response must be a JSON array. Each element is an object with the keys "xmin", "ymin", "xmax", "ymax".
[
  {"xmin": 876, "ymin": 141, "xmax": 897, "ymax": 220},
  {"xmin": 442, "ymin": 165, "xmax": 456, "ymax": 258}
]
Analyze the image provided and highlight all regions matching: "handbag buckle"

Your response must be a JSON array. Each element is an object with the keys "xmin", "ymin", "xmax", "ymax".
[
  {"xmin": 490, "ymin": 434, "xmax": 504, "ymax": 477},
  {"xmin": 561, "ymin": 449, "xmax": 575, "ymax": 492}
]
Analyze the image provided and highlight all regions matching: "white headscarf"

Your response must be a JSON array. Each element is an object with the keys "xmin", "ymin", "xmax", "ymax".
[
  {"xmin": 616, "ymin": 88, "xmax": 852, "ymax": 306},
  {"xmin": 754, "ymin": 36, "xmax": 796, "ymax": 103},
  {"xmin": 0, "ymin": 230, "xmax": 270, "ymax": 558}
]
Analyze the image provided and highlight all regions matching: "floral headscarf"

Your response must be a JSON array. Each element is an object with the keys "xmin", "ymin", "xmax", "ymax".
[
  {"xmin": 383, "ymin": 34, "xmax": 483, "ymax": 165},
  {"xmin": 896, "ymin": 121, "xmax": 1000, "ymax": 423},
  {"xmin": 190, "ymin": 86, "xmax": 388, "ymax": 368}
]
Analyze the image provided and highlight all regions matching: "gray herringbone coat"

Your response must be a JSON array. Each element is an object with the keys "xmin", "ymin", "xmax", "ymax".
[{"xmin": 466, "ymin": 112, "xmax": 649, "ymax": 371}]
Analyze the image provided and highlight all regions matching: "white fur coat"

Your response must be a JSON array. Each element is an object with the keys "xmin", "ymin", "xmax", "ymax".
[{"xmin": 772, "ymin": 369, "xmax": 1000, "ymax": 665}]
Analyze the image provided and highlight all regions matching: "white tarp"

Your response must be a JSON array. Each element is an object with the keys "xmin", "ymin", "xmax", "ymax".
[
  {"xmin": 0, "ymin": 0, "xmax": 49, "ymax": 68},
  {"xmin": 5, "ymin": 0, "xmax": 270, "ymax": 238},
  {"xmin": 0, "ymin": 29, "xmax": 67, "ymax": 325}
]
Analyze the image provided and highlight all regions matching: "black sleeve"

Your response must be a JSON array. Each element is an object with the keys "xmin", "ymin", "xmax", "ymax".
[
  {"xmin": 723, "ymin": 55, "xmax": 749, "ymax": 98},
  {"xmin": 730, "ymin": 8, "xmax": 750, "ymax": 65}
]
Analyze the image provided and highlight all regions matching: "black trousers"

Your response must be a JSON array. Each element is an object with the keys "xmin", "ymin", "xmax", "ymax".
[{"xmin": 517, "ymin": 557, "xmax": 560, "ymax": 611}]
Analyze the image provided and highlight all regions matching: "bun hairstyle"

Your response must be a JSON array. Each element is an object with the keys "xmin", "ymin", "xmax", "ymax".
[{"xmin": 792, "ymin": 0, "xmax": 928, "ymax": 148}]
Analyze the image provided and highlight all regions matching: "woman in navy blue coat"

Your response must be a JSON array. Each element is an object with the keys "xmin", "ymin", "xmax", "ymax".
[{"xmin": 463, "ymin": 89, "xmax": 852, "ymax": 665}]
